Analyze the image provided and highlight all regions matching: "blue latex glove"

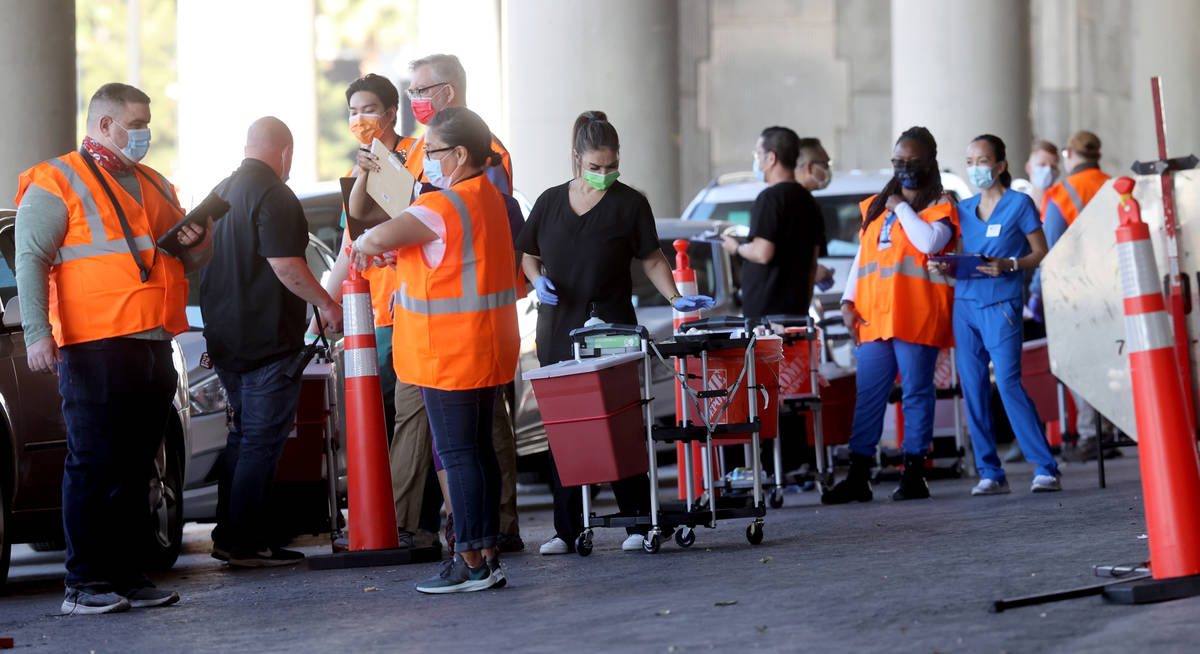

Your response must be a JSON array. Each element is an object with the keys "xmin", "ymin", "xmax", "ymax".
[
  {"xmin": 534, "ymin": 276, "xmax": 558, "ymax": 305},
  {"xmin": 1027, "ymin": 292, "xmax": 1043, "ymax": 324},
  {"xmin": 672, "ymin": 294, "xmax": 715, "ymax": 312},
  {"xmin": 816, "ymin": 277, "xmax": 834, "ymax": 292}
]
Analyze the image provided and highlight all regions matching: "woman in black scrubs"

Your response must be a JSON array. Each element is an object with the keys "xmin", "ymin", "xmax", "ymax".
[{"xmin": 516, "ymin": 110, "xmax": 712, "ymax": 554}]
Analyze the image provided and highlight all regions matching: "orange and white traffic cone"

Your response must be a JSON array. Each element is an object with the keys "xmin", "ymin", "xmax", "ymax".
[
  {"xmin": 1104, "ymin": 176, "xmax": 1200, "ymax": 603},
  {"xmin": 671, "ymin": 240, "xmax": 719, "ymax": 502},
  {"xmin": 309, "ymin": 263, "xmax": 438, "ymax": 569}
]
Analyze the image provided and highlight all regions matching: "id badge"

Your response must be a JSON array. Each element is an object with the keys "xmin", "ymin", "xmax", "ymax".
[{"xmin": 986, "ymin": 223, "xmax": 1002, "ymax": 238}]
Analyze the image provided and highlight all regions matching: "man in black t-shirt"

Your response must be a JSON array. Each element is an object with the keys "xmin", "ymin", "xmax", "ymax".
[
  {"xmin": 722, "ymin": 126, "xmax": 826, "ymax": 319},
  {"xmin": 198, "ymin": 117, "xmax": 342, "ymax": 567}
]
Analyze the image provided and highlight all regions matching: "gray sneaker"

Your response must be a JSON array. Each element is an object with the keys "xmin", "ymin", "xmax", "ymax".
[
  {"xmin": 971, "ymin": 478, "xmax": 1012, "ymax": 496},
  {"xmin": 62, "ymin": 587, "xmax": 131, "ymax": 615},
  {"xmin": 1031, "ymin": 475, "xmax": 1062, "ymax": 492},
  {"xmin": 415, "ymin": 554, "xmax": 498, "ymax": 594},
  {"xmin": 121, "ymin": 585, "xmax": 180, "ymax": 608},
  {"xmin": 486, "ymin": 555, "xmax": 506, "ymax": 589}
]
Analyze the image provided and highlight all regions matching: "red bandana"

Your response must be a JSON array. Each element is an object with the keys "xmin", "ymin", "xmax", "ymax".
[{"xmin": 82, "ymin": 136, "xmax": 130, "ymax": 175}]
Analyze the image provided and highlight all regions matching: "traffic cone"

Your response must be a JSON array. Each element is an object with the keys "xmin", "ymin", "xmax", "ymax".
[
  {"xmin": 309, "ymin": 262, "xmax": 440, "ymax": 569},
  {"xmin": 671, "ymin": 239, "xmax": 719, "ymax": 501},
  {"xmin": 1103, "ymin": 176, "xmax": 1200, "ymax": 603}
]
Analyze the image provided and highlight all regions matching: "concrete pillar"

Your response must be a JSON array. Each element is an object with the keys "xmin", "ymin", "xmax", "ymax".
[
  {"xmin": 0, "ymin": 0, "xmax": 76, "ymax": 205},
  {"xmin": 176, "ymin": 0, "xmax": 317, "ymax": 203},
  {"xmin": 1130, "ymin": 0, "xmax": 1200, "ymax": 164},
  {"xmin": 891, "ymin": 0, "xmax": 1031, "ymax": 182},
  {"xmin": 416, "ymin": 0, "xmax": 504, "ymax": 139},
  {"xmin": 503, "ymin": 0, "xmax": 678, "ymax": 215}
]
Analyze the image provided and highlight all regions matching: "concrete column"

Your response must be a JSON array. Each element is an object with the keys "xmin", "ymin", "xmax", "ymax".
[
  {"xmin": 1130, "ymin": 0, "xmax": 1200, "ymax": 164},
  {"xmin": 176, "ymin": 0, "xmax": 317, "ymax": 203},
  {"xmin": 0, "ymin": 0, "xmax": 76, "ymax": 205},
  {"xmin": 891, "ymin": 0, "xmax": 1031, "ymax": 181},
  {"xmin": 503, "ymin": 0, "xmax": 678, "ymax": 215},
  {"xmin": 417, "ymin": 0, "xmax": 504, "ymax": 139}
]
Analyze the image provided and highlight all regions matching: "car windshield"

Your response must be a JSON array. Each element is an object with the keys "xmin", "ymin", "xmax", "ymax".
[
  {"xmin": 689, "ymin": 200, "xmax": 754, "ymax": 225},
  {"xmin": 816, "ymin": 193, "xmax": 868, "ymax": 256},
  {"xmin": 631, "ymin": 239, "xmax": 717, "ymax": 308}
]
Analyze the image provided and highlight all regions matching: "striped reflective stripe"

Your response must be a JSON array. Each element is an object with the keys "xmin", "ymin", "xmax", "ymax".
[
  {"xmin": 44, "ymin": 157, "xmax": 156, "ymax": 264},
  {"xmin": 1125, "ymin": 310, "xmax": 1173, "ymax": 353},
  {"xmin": 342, "ymin": 292, "xmax": 374, "ymax": 336},
  {"xmin": 344, "ymin": 347, "xmax": 379, "ymax": 378},
  {"xmin": 857, "ymin": 256, "xmax": 952, "ymax": 287},
  {"xmin": 1063, "ymin": 178, "xmax": 1083, "ymax": 213},
  {"xmin": 392, "ymin": 187, "xmax": 517, "ymax": 316},
  {"xmin": 1118, "ymin": 240, "xmax": 1161, "ymax": 299}
]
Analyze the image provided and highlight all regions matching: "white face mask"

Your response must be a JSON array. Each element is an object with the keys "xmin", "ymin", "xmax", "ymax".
[
  {"xmin": 1031, "ymin": 164, "xmax": 1058, "ymax": 190},
  {"xmin": 810, "ymin": 162, "xmax": 832, "ymax": 190}
]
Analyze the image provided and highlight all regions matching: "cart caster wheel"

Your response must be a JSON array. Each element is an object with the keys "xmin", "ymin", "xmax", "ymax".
[
  {"xmin": 575, "ymin": 533, "xmax": 593, "ymax": 557},
  {"xmin": 674, "ymin": 527, "xmax": 696, "ymax": 548},
  {"xmin": 746, "ymin": 522, "xmax": 764, "ymax": 545},
  {"xmin": 643, "ymin": 534, "xmax": 661, "ymax": 554},
  {"xmin": 769, "ymin": 487, "xmax": 785, "ymax": 509}
]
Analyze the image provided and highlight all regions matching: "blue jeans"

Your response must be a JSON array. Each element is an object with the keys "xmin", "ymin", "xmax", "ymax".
[
  {"xmin": 955, "ymin": 299, "xmax": 1060, "ymax": 481},
  {"xmin": 421, "ymin": 385, "xmax": 500, "ymax": 553},
  {"xmin": 213, "ymin": 357, "xmax": 303, "ymax": 554},
  {"xmin": 59, "ymin": 338, "xmax": 177, "ymax": 590},
  {"xmin": 849, "ymin": 338, "xmax": 939, "ymax": 458}
]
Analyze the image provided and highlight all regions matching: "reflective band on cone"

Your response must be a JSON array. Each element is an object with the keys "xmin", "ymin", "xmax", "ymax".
[
  {"xmin": 1114, "ymin": 177, "xmax": 1200, "ymax": 580},
  {"xmin": 342, "ymin": 273, "xmax": 400, "ymax": 551}
]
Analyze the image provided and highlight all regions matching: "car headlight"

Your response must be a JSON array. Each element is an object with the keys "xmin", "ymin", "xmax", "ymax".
[{"xmin": 189, "ymin": 374, "xmax": 228, "ymax": 416}]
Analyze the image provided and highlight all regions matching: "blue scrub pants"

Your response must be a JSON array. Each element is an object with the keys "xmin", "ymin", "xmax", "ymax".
[
  {"xmin": 954, "ymin": 298, "xmax": 1060, "ymax": 481},
  {"xmin": 849, "ymin": 339, "xmax": 939, "ymax": 458}
]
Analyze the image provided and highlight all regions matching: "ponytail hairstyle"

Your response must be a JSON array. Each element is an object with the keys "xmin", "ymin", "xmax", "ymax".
[
  {"xmin": 971, "ymin": 133, "xmax": 1012, "ymax": 188},
  {"xmin": 571, "ymin": 110, "xmax": 620, "ymax": 176},
  {"xmin": 427, "ymin": 106, "xmax": 502, "ymax": 168},
  {"xmin": 863, "ymin": 126, "xmax": 944, "ymax": 229}
]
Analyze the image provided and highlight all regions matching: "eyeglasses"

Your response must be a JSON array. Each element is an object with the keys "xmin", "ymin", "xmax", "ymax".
[
  {"xmin": 407, "ymin": 82, "xmax": 449, "ymax": 99},
  {"xmin": 890, "ymin": 158, "xmax": 924, "ymax": 167},
  {"xmin": 425, "ymin": 145, "xmax": 455, "ymax": 157}
]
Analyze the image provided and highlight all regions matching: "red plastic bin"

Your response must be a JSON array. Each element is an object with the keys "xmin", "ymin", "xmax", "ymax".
[
  {"xmin": 687, "ymin": 335, "xmax": 783, "ymax": 442},
  {"xmin": 524, "ymin": 352, "xmax": 649, "ymax": 487}
]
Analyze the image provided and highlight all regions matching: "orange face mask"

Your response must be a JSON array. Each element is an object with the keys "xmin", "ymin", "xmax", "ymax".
[{"xmin": 348, "ymin": 113, "xmax": 384, "ymax": 145}]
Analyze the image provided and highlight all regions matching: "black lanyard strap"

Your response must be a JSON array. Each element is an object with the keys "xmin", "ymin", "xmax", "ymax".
[{"xmin": 77, "ymin": 149, "xmax": 154, "ymax": 283}]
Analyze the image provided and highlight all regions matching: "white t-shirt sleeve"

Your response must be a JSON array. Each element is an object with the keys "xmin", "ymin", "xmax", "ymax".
[
  {"xmin": 405, "ymin": 204, "xmax": 446, "ymax": 268},
  {"xmin": 895, "ymin": 201, "xmax": 952, "ymax": 254}
]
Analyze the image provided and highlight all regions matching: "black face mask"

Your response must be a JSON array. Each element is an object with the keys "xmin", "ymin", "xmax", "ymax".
[{"xmin": 894, "ymin": 162, "xmax": 932, "ymax": 189}]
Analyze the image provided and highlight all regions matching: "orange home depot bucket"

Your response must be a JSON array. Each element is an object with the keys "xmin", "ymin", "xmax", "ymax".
[
  {"xmin": 779, "ymin": 328, "xmax": 821, "ymax": 398},
  {"xmin": 690, "ymin": 334, "xmax": 783, "ymax": 441}
]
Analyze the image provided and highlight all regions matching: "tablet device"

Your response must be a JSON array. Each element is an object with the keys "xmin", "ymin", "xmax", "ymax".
[
  {"xmin": 339, "ymin": 177, "xmax": 373, "ymax": 241},
  {"xmin": 928, "ymin": 254, "xmax": 992, "ymax": 280},
  {"xmin": 156, "ymin": 192, "xmax": 231, "ymax": 258},
  {"xmin": 365, "ymin": 138, "xmax": 416, "ymax": 219}
]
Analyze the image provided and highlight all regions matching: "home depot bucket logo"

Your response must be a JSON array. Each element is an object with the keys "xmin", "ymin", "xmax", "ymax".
[
  {"xmin": 933, "ymin": 348, "xmax": 954, "ymax": 390},
  {"xmin": 779, "ymin": 345, "xmax": 814, "ymax": 396}
]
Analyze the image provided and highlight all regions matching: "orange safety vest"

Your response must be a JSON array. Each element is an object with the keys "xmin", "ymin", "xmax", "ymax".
[
  {"xmin": 1043, "ymin": 167, "xmax": 1109, "ymax": 226},
  {"xmin": 390, "ymin": 175, "xmax": 519, "ymax": 390},
  {"xmin": 14, "ymin": 151, "xmax": 190, "ymax": 347},
  {"xmin": 854, "ymin": 195, "xmax": 958, "ymax": 349}
]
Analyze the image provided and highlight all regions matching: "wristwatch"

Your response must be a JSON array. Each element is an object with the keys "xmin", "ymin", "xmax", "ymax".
[{"xmin": 1009, "ymin": 257, "xmax": 1019, "ymax": 272}]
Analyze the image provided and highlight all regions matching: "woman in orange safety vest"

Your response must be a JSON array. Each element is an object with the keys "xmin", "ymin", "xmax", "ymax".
[
  {"xmin": 821, "ymin": 126, "xmax": 959, "ymax": 505},
  {"xmin": 351, "ymin": 107, "xmax": 519, "ymax": 594}
]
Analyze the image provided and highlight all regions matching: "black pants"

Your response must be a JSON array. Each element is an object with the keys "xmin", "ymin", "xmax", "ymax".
[
  {"xmin": 59, "ymin": 338, "xmax": 176, "ymax": 590},
  {"xmin": 548, "ymin": 451, "xmax": 651, "ymax": 543}
]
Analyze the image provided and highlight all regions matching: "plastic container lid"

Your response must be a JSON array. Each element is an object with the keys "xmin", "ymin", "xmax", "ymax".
[{"xmin": 521, "ymin": 351, "xmax": 644, "ymax": 381}]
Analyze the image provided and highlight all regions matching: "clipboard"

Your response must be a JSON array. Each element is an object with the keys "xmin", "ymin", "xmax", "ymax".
[
  {"xmin": 365, "ymin": 137, "xmax": 416, "ymax": 219},
  {"xmin": 928, "ymin": 254, "xmax": 993, "ymax": 280}
]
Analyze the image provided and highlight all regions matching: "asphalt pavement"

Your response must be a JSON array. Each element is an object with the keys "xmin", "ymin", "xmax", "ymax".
[{"xmin": 2, "ymin": 451, "xmax": 1198, "ymax": 653}]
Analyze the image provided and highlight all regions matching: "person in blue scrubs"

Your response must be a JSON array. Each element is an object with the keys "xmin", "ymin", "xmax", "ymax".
[{"xmin": 946, "ymin": 134, "xmax": 1062, "ymax": 495}]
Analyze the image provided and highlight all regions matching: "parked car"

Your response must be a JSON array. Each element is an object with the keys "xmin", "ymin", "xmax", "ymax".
[{"xmin": 0, "ymin": 211, "xmax": 190, "ymax": 586}]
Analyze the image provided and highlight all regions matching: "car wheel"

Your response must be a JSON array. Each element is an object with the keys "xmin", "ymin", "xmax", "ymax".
[
  {"xmin": 142, "ymin": 421, "xmax": 184, "ymax": 571},
  {"xmin": 0, "ymin": 479, "xmax": 10, "ymax": 587}
]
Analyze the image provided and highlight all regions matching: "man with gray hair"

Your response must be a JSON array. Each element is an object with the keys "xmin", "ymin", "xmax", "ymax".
[{"xmin": 15, "ymin": 82, "xmax": 213, "ymax": 614}]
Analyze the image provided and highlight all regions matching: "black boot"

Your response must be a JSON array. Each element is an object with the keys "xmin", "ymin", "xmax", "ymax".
[
  {"xmin": 821, "ymin": 453, "xmax": 874, "ymax": 504},
  {"xmin": 890, "ymin": 454, "xmax": 931, "ymax": 500}
]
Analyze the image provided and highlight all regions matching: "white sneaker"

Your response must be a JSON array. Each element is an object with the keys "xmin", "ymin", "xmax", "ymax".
[
  {"xmin": 1031, "ymin": 475, "xmax": 1062, "ymax": 492},
  {"xmin": 971, "ymin": 478, "xmax": 1011, "ymax": 496},
  {"xmin": 621, "ymin": 534, "xmax": 645, "ymax": 551},
  {"xmin": 539, "ymin": 537, "xmax": 569, "ymax": 555}
]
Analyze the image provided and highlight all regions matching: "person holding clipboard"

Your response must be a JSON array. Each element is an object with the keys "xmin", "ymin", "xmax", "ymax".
[
  {"xmin": 822, "ymin": 126, "xmax": 958, "ymax": 505},
  {"xmin": 935, "ymin": 134, "xmax": 1060, "ymax": 496}
]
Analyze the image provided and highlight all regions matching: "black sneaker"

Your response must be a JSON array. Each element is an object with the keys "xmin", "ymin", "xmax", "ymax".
[
  {"xmin": 227, "ymin": 546, "xmax": 305, "ymax": 568},
  {"xmin": 121, "ymin": 585, "xmax": 180, "ymax": 608},
  {"xmin": 211, "ymin": 542, "xmax": 231, "ymax": 562},
  {"xmin": 497, "ymin": 533, "xmax": 525, "ymax": 553},
  {"xmin": 415, "ymin": 554, "xmax": 497, "ymax": 594},
  {"xmin": 486, "ymin": 555, "xmax": 506, "ymax": 588},
  {"xmin": 61, "ymin": 587, "xmax": 131, "ymax": 615}
]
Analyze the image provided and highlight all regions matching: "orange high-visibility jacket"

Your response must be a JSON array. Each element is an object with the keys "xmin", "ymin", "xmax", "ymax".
[
  {"xmin": 854, "ymin": 194, "xmax": 958, "ymax": 349},
  {"xmin": 390, "ymin": 174, "xmax": 519, "ymax": 390},
  {"xmin": 1043, "ymin": 167, "xmax": 1109, "ymax": 226},
  {"xmin": 15, "ymin": 151, "xmax": 189, "ymax": 347}
]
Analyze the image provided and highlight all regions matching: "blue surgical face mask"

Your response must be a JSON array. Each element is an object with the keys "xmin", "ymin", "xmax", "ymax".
[
  {"xmin": 113, "ymin": 121, "xmax": 151, "ymax": 163},
  {"xmin": 752, "ymin": 156, "xmax": 765, "ymax": 182},
  {"xmin": 967, "ymin": 165, "xmax": 996, "ymax": 190},
  {"xmin": 424, "ymin": 155, "xmax": 448, "ymax": 189},
  {"xmin": 1031, "ymin": 164, "xmax": 1058, "ymax": 190}
]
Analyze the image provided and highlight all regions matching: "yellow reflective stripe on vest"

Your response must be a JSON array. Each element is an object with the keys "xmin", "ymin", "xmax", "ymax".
[
  {"xmin": 393, "ymin": 188, "xmax": 517, "ymax": 316},
  {"xmin": 857, "ymin": 255, "xmax": 953, "ymax": 286},
  {"xmin": 44, "ymin": 157, "xmax": 157, "ymax": 264}
]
